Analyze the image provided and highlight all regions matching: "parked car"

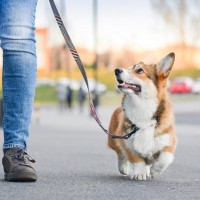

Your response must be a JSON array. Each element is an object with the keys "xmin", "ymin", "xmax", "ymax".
[
  {"xmin": 192, "ymin": 78, "xmax": 200, "ymax": 94},
  {"xmin": 170, "ymin": 77, "xmax": 194, "ymax": 94}
]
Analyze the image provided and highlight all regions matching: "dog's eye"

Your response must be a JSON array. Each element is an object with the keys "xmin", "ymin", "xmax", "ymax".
[{"xmin": 135, "ymin": 68, "xmax": 144, "ymax": 74}]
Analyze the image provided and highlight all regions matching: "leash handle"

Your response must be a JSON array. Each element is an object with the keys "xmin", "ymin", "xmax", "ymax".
[{"xmin": 49, "ymin": 0, "xmax": 134, "ymax": 140}]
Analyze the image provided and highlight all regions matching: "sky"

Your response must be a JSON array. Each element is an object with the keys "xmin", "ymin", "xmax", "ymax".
[{"xmin": 35, "ymin": 0, "xmax": 177, "ymax": 52}]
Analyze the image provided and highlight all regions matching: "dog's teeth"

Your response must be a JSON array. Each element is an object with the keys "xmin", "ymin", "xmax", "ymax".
[
  {"xmin": 126, "ymin": 83, "xmax": 136, "ymax": 89},
  {"xmin": 131, "ymin": 85, "xmax": 136, "ymax": 88},
  {"xmin": 118, "ymin": 81, "xmax": 141, "ymax": 91}
]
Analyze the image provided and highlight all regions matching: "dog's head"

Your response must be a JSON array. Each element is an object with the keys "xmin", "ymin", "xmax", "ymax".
[{"xmin": 115, "ymin": 52, "xmax": 175, "ymax": 97}]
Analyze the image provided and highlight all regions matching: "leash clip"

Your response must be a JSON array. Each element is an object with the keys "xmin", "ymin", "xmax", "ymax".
[{"xmin": 111, "ymin": 124, "xmax": 140, "ymax": 140}]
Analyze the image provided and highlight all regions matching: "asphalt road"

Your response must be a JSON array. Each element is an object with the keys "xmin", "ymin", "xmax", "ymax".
[{"xmin": 0, "ymin": 100, "xmax": 200, "ymax": 200}]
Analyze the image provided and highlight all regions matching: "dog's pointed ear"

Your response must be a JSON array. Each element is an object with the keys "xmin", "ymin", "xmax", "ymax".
[{"xmin": 157, "ymin": 52, "xmax": 175, "ymax": 77}]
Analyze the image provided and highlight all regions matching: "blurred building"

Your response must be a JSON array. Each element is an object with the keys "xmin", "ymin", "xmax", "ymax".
[
  {"xmin": 0, "ymin": 28, "xmax": 51, "ymax": 78},
  {"xmin": 132, "ymin": 44, "xmax": 200, "ymax": 70},
  {"xmin": 1, "ymin": 33, "xmax": 200, "ymax": 78},
  {"xmin": 35, "ymin": 28, "xmax": 51, "ymax": 76}
]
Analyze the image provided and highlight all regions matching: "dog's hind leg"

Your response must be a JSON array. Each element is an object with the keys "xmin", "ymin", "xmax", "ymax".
[
  {"xmin": 150, "ymin": 135, "xmax": 176, "ymax": 178},
  {"xmin": 150, "ymin": 151, "xmax": 174, "ymax": 178}
]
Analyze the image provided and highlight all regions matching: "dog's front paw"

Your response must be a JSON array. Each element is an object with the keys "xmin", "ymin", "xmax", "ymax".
[{"xmin": 127, "ymin": 161, "xmax": 149, "ymax": 181}]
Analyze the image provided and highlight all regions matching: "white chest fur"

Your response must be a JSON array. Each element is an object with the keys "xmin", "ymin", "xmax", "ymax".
[
  {"xmin": 123, "ymin": 94, "xmax": 157, "ymax": 128},
  {"xmin": 125, "ymin": 128, "xmax": 171, "ymax": 160},
  {"xmin": 123, "ymin": 95, "xmax": 170, "ymax": 160}
]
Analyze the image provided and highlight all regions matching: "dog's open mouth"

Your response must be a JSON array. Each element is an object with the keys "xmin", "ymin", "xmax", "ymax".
[{"xmin": 117, "ymin": 79, "xmax": 141, "ymax": 91}]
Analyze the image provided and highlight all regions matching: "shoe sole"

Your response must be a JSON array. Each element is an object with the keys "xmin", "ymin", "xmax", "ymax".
[{"xmin": 4, "ymin": 172, "xmax": 37, "ymax": 182}]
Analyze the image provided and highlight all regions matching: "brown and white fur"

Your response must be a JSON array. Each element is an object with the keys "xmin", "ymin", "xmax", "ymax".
[{"xmin": 108, "ymin": 53, "xmax": 177, "ymax": 180}]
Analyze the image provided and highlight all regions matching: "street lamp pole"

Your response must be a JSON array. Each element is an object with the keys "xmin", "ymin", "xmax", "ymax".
[
  {"xmin": 60, "ymin": 0, "xmax": 71, "ymax": 79},
  {"xmin": 93, "ymin": 0, "xmax": 98, "ymax": 84}
]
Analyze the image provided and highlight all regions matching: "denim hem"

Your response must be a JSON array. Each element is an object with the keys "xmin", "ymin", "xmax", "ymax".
[{"xmin": 3, "ymin": 144, "xmax": 27, "ymax": 151}]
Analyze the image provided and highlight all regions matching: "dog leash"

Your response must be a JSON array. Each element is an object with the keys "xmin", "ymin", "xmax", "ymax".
[{"xmin": 49, "ymin": 0, "xmax": 139, "ymax": 139}]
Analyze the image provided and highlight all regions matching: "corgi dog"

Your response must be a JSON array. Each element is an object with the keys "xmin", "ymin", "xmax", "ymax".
[{"xmin": 108, "ymin": 53, "xmax": 177, "ymax": 180}]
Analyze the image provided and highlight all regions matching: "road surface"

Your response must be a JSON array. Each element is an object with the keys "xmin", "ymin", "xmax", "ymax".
[{"xmin": 0, "ymin": 100, "xmax": 199, "ymax": 200}]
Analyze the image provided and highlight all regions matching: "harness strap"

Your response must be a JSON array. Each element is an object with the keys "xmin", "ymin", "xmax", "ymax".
[{"xmin": 49, "ymin": 0, "xmax": 139, "ymax": 139}]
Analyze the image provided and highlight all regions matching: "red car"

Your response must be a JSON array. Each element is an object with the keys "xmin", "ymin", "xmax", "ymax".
[{"xmin": 170, "ymin": 77, "xmax": 194, "ymax": 94}]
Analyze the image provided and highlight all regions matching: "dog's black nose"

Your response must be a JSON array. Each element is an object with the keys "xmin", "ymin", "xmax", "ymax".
[{"xmin": 115, "ymin": 68, "xmax": 123, "ymax": 75}]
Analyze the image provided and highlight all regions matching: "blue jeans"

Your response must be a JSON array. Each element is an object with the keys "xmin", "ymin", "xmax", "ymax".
[{"xmin": 0, "ymin": 0, "xmax": 38, "ymax": 150}]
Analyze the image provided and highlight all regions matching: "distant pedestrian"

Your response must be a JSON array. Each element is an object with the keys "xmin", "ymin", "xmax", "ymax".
[
  {"xmin": 33, "ymin": 104, "xmax": 41, "ymax": 124},
  {"xmin": 90, "ymin": 90, "xmax": 99, "ymax": 116},
  {"xmin": 56, "ymin": 84, "xmax": 67, "ymax": 112},
  {"xmin": 77, "ymin": 86, "xmax": 86, "ymax": 112},
  {"xmin": 66, "ymin": 85, "xmax": 73, "ymax": 110}
]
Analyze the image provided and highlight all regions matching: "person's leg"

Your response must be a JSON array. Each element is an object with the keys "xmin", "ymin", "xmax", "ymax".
[
  {"xmin": 0, "ymin": 0, "xmax": 37, "ymax": 150},
  {"xmin": 0, "ymin": 0, "xmax": 38, "ymax": 181}
]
